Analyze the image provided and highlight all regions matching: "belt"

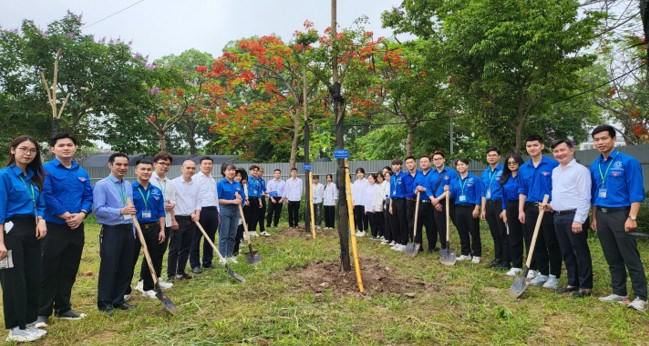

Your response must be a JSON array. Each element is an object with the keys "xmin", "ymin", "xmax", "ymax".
[
  {"xmin": 597, "ymin": 206, "xmax": 629, "ymax": 213},
  {"xmin": 175, "ymin": 215, "xmax": 192, "ymax": 220},
  {"xmin": 420, "ymin": 200, "xmax": 430, "ymax": 203},
  {"xmin": 487, "ymin": 199, "xmax": 502, "ymax": 204},
  {"xmin": 103, "ymin": 224, "xmax": 132, "ymax": 231},
  {"xmin": 202, "ymin": 206, "xmax": 218, "ymax": 211},
  {"xmin": 392, "ymin": 197, "xmax": 405, "ymax": 200},
  {"xmin": 457, "ymin": 204, "xmax": 475, "ymax": 208},
  {"xmin": 406, "ymin": 198, "xmax": 416, "ymax": 201},
  {"xmin": 554, "ymin": 209, "xmax": 576, "ymax": 216},
  {"xmin": 141, "ymin": 222, "xmax": 157, "ymax": 230}
]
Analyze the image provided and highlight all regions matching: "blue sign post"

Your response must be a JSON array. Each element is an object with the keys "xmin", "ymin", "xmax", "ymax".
[
  {"xmin": 334, "ymin": 149, "xmax": 349, "ymax": 159},
  {"xmin": 303, "ymin": 164, "xmax": 312, "ymax": 171}
]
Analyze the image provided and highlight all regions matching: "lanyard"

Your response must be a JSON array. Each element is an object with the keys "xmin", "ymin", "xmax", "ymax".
[
  {"xmin": 18, "ymin": 175, "xmax": 36, "ymax": 212},
  {"xmin": 138, "ymin": 186, "xmax": 151, "ymax": 206},
  {"xmin": 459, "ymin": 176, "xmax": 469, "ymax": 195},
  {"xmin": 487, "ymin": 167, "xmax": 499, "ymax": 189},
  {"xmin": 114, "ymin": 180, "xmax": 127, "ymax": 206},
  {"xmin": 598, "ymin": 152, "xmax": 618, "ymax": 186},
  {"xmin": 157, "ymin": 177, "xmax": 166, "ymax": 195}
]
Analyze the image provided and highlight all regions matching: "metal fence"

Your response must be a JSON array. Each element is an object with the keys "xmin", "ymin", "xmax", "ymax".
[{"xmin": 81, "ymin": 143, "xmax": 649, "ymax": 191}]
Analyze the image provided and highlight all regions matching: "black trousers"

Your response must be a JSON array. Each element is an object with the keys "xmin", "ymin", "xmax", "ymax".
[
  {"xmin": 245, "ymin": 197, "xmax": 263, "ymax": 233},
  {"xmin": 0, "ymin": 217, "xmax": 40, "ymax": 329},
  {"xmin": 167, "ymin": 216, "xmax": 194, "ymax": 278},
  {"xmin": 554, "ymin": 212, "xmax": 592, "ymax": 289},
  {"xmin": 383, "ymin": 199, "xmax": 393, "ymax": 241},
  {"xmin": 324, "ymin": 205, "xmax": 335, "ymax": 228},
  {"xmin": 97, "ymin": 223, "xmax": 134, "ymax": 311},
  {"xmin": 368, "ymin": 211, "xmax": 385, "ymax": 238},
  {"xmin": 259, "ymin": 197, "xmax": 267, "ymax": 232},
  {"xmin": 416, "ymin": 202, "xmax": 436, "ymax": 249},
  {"xmin": 597, "ymin": 208, "xmax": 647, "ymax": 300},
  {"xmin": 266, "ymin": 197, "xmax": 283, "ymax": 227},
  {"xmin": 233, "ymin": 224, "xmax": 244, "ymax": 255},
  {"xmin": 485, "ymin": 200, "xmax": 510, "ymax": 263},
  {"xmin": 524, "ymin": 203, "xmax": 561, "ymax": 277},
  {"xmin": 314, "ymin": 203, "xmax": 323, "ymax": 227},
  {"xmin": 39, "ymin": 222, "xmax": 84, "ymax": 317},
  {"xmin": 157, "ymin": 226, "xmax": 171, "ymax": 277},
  {"xmin": 288, "ymin": 201, "xmax": 300, "ymax": 227},
  {"xmin": 353, "ymin": 205, "xmax": 366, "ymax": 232},
  {"xmin": 191, "ymin": 207, "xmax": 219, "ymax": 269},
  {"xmin": 406, "ymin": 200, "xmax": 416, "ymax": 242},
  {"xmin": 391, "ymin": 198, "xmax": 408, "ymax": 245},
  {"xmin": 505, "ymin": 201, "xmax": 525, "ymax": 268},
  {"xmin": 455, "ymin": 205, "xmax": 481, "ymax": 256},
  {"xmin": 127, "ymin": 223, "xmax": 162, "ymax": 292}
]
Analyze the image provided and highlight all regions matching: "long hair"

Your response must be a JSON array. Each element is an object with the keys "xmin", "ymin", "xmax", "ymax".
[
  {"xmin": 7, "ymin": 135, "xmax": 45, "ymax": 190},
  {"xmin": 500, "ymin": 153, "xmax": 524, "ymax": 185}
]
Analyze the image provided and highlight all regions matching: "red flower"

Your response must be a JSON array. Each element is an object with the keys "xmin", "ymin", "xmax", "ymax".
[{"xmin": 196, "ymin": 65, "xmax": 208, "ymax": 73}]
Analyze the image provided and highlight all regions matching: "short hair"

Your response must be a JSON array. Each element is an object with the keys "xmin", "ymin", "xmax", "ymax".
[
  {"xmin": 153, "ymin": 151, "xmax": 173, "ymax": 164},
  {"xmin": 383, "ymin": 165, "xmax": 392, "ymax": 172},
  {"xmin": 551, "ymin": 139, "xmax": 574, "ymax": 150},
  {"xmin": 384, "ymin": 170, "xmax": 393, "ymax": 177},
  {"xmin": 591, "ymin": 125, "xmax": 616, "ymax": 138},
  {"xmin": 431, "ymin": 150, "xmax": 445, "ymax": 158},
  {"xmin": 355, "ymin": 167, "xmax": 365, "ymax": 174},
  {"xmin": 49, "ymin": 132, "xmax": 77, "ymax": 147},
  {"xmin": 274, "ymin": 168, "xmax": 281, "ymax": 173},
  {"xmin": 291, "ymin": 167, "xmax": 298, "ymax": 172},
  {"xmin": 109, "ymin": 153, "xmax": 129, "ymax": 164},
  {"xmin": 455, "ymin": 157, "xmax": 470, "ymax": 166},
  {"xmin": 313, "ymin": 175, "xmax": 320, "ymax": 180},
  {"xmin": 525, "ymin": 134, "xmax": 543, "ymax": 144},
  {"xmin": 404, "ymin": 156, "xmax": 416, "ymax": 162},
  {"xmin": 135, "ymin": 158, "xmax": 154, "ymax": 167},
  {"xmin": 199, "ymin": 156, "xmax": 213, "ymax": 164},
  {"xmin": 249, "ymin": 165, "xmax": 259, "ymax": 171},
  {"xmin": 391, "ymin": 159, "xmax": 403, "ymax": 165},
  {"xmin": 221, "ymin": 163, "xmax": 236, "ymax": 177},
  {"xmin": 368, "ymin": 173, "xmax": 378, "ymax": 181},
  {"xmin": 485, "ymin": 146, "xmax": 501, "ymax": 155},
  {"xmin": 419, "ymin": 155, "xmax": 431, "ymax": 162}
]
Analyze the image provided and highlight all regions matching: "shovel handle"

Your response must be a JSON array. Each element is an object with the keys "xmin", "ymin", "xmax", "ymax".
[
  {"xmin": 524, "ymin": 194, "xmax": 549, "ymax": 269},
  {"xmin": 238, "ymin": 205, "xmax": 252, "ymax": 244},
  {"xmin": 195, "ymin": 221, "xmax": 226, "ymax": 262},
  {"xmin": 445, "ymin": 191, "xmax": 450, "ymax": 242},
  {"xmin": 412, "ymin": 191, "xmax": 420, "ymax": 238},
  {"xmin": 127, "ymin": 198, "xmax": 159, "ymax": 287}
]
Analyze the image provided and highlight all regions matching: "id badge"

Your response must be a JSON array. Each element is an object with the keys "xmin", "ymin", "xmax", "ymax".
[
  {"xmin": 123, "ymin": 214, "xmax": 132, "ymax": 220},
  {"xmin": 459, "ymin": 195, "xmax": 467, "ymax": 202},
  {"xmin": 598, "ymin": 188, "xmax": 607, "ymax": 199},
  {"xmin": 486, "ymin": 189, "xmax": 491, "ymax": 199},
  {"xmin": 142, "ymin": 210, "xmax": 152, "ymax": 219}
]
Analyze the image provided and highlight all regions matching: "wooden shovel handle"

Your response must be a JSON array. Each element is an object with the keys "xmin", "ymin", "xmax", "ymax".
[
  {"xmin": 524, "ymin": 194, "xmax": 549, "ymax": 268},
  {"xmin": 412, "ymin": 191, "xmax": 420, "ymax": 238},
  {"xmin": 127, "ymin": 198, "xmax": 159, "ymax": 286},
  {"xmin": 195, "ymin": 221, "xmax": 226, "ymax": 262}
]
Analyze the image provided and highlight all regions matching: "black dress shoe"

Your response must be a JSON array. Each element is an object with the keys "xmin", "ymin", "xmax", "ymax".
[
  {"xmin": 115, "ymin": 303, "xmax": 137, "ymax": 310},
  {"xmin": 192, "ymin": 267, "xmax": 203, "ymax": 274},
  {"xmin": 572, "ymin": 289, "xmax": 592, "ymax": 298},
  {"xmin": 485, "ymin": 259, "xmax": 501, "ymax": 268},
  {"xmin": 497, "ymin": 262, "xmax": 510, "ymax": 270},
  {"xmin": 555, "ymin": 285, "xmax": 578, "ymax": 294},
  {"xmin": 175, "ymin": 273, "xmax": 192, "ymax": 280},
  {"xmin": 203, "ymin": 263, "xmax": 218, "ymax": 269}
]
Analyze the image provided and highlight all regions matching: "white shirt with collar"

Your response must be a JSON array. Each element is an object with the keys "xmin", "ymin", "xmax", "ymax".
[
  {"xmin": 171, "ymin": 176, "xmax": 201, "ymax": 216},
  {"xmin": 550, "ymin": 159, "xmax": 591, "ymax": 224},
  {"xmin": 193, "ymin": 170, "xmax": 220, "ymax": 212},
  {"xmin": 323, "ymin": 182, "xmax": 338, "ymax": 206},
  {"xmin": 351, "ymin": 178, "xmax": 369, "ymax": 206},
  {"xmin": 312, "ymin": 182, "xmax": 324, "ymax": 204},
  {"xmin": 151, "ymin": 171, "xmax": 176, "ymax": 227},
  {"xmin": 284, "ymin": 177, "xmax": 303, "ymax": 201},
  {"xmin": 266, "ymin": 178, "xmax": 286, "ymax": 198}
]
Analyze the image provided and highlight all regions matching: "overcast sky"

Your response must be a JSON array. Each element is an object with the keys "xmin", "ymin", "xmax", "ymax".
[{"xmin": 1, "ymin": 0, "xmax": 403, "ymax": 60}]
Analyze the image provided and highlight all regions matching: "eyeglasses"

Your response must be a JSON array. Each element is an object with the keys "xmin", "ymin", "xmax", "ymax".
[
  {"xmin": 433, "ymin": 157, "xmax": 444, "ymax": 161},
  {"xmin": 16, "ymin": 147, "xmax": 37, "ymax": 154},
  {"xmin": 156, "ymin": 162, "xmax": 171, "ymax": 166},
  {"xmin": 507, "ymin": 161, "xmax": 518, "ymax": 165}
]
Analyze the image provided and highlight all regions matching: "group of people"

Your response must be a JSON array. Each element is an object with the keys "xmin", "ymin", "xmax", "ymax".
[
  {"xmin": 0, "ymin": 124, "xmax": 645, "ymax": 342},
  {"xmin": 347, "ymin": 125, "xmax": 646, "ymax": 312}
]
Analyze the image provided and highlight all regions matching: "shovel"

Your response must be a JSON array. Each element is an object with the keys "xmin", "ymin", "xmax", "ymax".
[
  {"xmin": 128, "ymin": 199, "xmax": 178, "ymax": 315},
  {"xmin": 405, "ymin": 191, "xmax": 421, "ymax": 256},
  {"xmin": 440, "ymin": 188, "xmax": 456, "ymax": 266},
  {"xmin": 239, "ymin": 205, "xmax": 261, "ymax": 265},
  {"xmin": 509, "ymin": 194, "xmax": 549, "ymax": 298},
  {"xmin": 195, "ymin": 221, "xmax": 245, "ymax": 282}
]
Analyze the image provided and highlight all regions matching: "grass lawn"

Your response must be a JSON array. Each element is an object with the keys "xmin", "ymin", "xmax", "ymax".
[{"xmin": 2, "ymin": 218, "xmax": 648, "ymax": 345}]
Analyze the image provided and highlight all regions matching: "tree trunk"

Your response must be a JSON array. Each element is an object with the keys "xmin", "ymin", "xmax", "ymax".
[
  {"xmin": 188, "ymin": 116, "xmax": 197, "ymax": 155},
  {"xmin": 405, "ymin": 123, "xmax": 415, "ymax": 156},
  {"xmin": 158, "ymin": 131, "xmax": 167, "ymax": 152},
  {"xmin": 51, "ymin": 118, "xmax": 60, "ymax": 138},
  {"xmin": 289, "ymin": 108, "xmax": 300, "ymax": 169},
  {"xmin": 303, "ymin": 68, "xmax": 311, "ymax": 232}
]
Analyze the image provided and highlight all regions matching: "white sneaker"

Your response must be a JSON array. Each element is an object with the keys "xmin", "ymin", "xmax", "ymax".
[
  {"xmin": 542, "ymin": 275, "xmax": 559, "ymax": 289},
  {"xmin": 261, "ymin": 231, "xmax": 271, "ymax": 237},
  {"xmin": 393, "ymin": 244, "xmax": 406, "ymax": 252},
  {"xmin": 530, "ymin": 274, "xmax": 549, "ymax": 286},
  {"xmin": 252, "ymin": 232, "xmax": 260, "ymax": 237},
  {"xmin": 626, "ymin": 297, "xmax": 648, "ymax": 311},
  {"xmin": 381, "ymin": 239, "xmax": 390, "ymax": 244},
  {"xmin": 6, "ymin": 327, "xmax": 40, "ymax": 342},
  {"xmin": 380, "ymin": 240, "xmax": 389, "ymax": 245},
  {"xmin": 379, "ymin": 236, "xmax": 385, "ymax": 240},
  {"xmin": 389, "ymin": 241, "xmax": 396, "ymax": 246},
  {"xmin": 471, "ymin": 256, "xmax": 481, "ymax": 264},
  {"xmin": 142, "ymin": 290, "xmax": 158, "ymax": 299},
  {"xmin": 506, "ymin": 267, "xmax": 522, "ymax": 277},
  {"xmin": 316, "ymin": 226, "xmax": 321, "ymax": 230},
  {"xmin": 355, "ymin": 231, "xmax": 365, "ymax": 237},
  {"xmin": 158, "ymin": 279, "xmax": 173, "ymax": 290},
  {"xmin": 135, "ymin": 280, "xmax": 145, "ymax": 294},
  {"xmin": 526, "ymin": 270, "xmax": 537, "ymax": 280},
  {"xmin": 456, "ymin": 255, "xmax": 471, "ymax": 261},
  {"xmin": 28, "ymin": 327, "xmax": 46, "ymax": 337},
  {"xmin": 227, "ymin": 257, "xmax": 238, "ymax": 264},
  {"xmin": 124, "ymin": 294, "xmax": 132, "ymax": 302},
  {"xmin": 599, "ymin": 294, "xmax": 628, "ymax": 303}
]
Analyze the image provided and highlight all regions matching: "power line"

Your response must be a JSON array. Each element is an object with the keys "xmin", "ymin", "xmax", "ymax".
[{"xmin": 82, "ymin": 0, "xmax": 146, "ymax": 29}]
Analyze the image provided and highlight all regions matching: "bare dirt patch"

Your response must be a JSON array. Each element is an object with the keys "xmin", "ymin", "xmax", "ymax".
[
  {"xmin": 278, "ymin": 227, "xmax": 335, "ymax": 238},
  {"xmin": 282, "ymin": 258, "xmax": 440, "ymax": 297}
]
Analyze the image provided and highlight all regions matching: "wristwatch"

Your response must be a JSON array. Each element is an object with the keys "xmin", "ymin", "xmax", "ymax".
[{"xmin": 629, "ymin": 215, "xmax": 637, "ymax": 221}]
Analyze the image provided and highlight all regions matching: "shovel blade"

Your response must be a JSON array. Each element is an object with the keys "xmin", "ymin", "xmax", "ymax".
[
  {"xmin": 225, "ymin": 264, "xmax": 246, "ymax": 282},
  {"xmin": 440, "ymin": 248, "xmax": 457, "ymax": 266},
  {"xmin": 405, "ymin": 242, "xmax": 420, "ymax": 257},
  {"xmin": 245, "ymin": 251, "xmax": 262, "ymax": 265},
  {"xmin": 509, "ymin": 274, "xmax": 529, "ymax": 298},
  {"xmin": 154, "ymin": 285, "xmax": 178, "ymax": 315}
]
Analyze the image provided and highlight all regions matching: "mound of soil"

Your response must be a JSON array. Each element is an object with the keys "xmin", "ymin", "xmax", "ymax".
[{"xmin": 283, "ymin": 258, "xmax": 439, "ymax": 297}]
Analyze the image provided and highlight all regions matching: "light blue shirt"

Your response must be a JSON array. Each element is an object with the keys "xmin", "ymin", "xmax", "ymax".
[{"xmin": 93, "ymin": 174, "xmax": 133, "ymax": 225}]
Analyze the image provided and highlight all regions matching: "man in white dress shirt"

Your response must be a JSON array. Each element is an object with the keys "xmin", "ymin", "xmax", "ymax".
[
  {"xmin": 190, "ymin": 157, "xmax": 220, "ymax": 274},
  {"xmin": 266, "ymin": 169, "xmax": 286, "ymax": 229},
  {"xmin": 283, "ymin": 168, "xmax": 303, "ymax": 229}
]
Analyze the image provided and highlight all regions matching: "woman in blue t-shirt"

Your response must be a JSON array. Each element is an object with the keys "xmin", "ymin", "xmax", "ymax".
[
  {"xmin": 216, "ymin": 163, "xmax": 243, "ymax": 263},
  {"xmin": 448, "ymin": 158, "xmax": 483, "ymax": 264}
]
